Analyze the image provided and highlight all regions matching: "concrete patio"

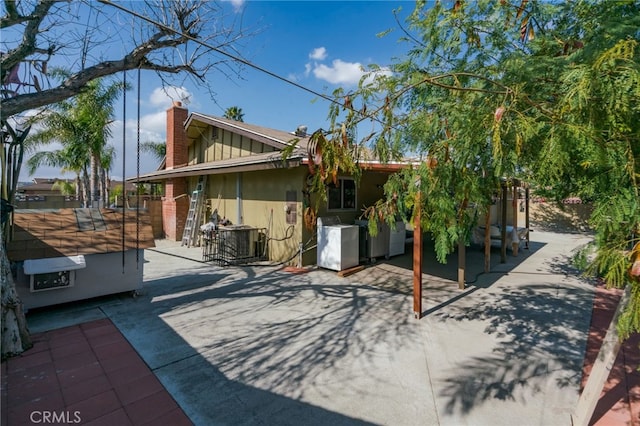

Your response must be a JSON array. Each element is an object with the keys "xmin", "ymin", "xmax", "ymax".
[{"xmin": 18, "ymin": 229, "xmax": 604, "ymax": 425}]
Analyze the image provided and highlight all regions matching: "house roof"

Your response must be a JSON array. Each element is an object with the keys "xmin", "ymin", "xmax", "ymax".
[
  {"xmin": 7, "ymin": 208, "xmax": 155, "ymax": 261},
  {"xmin": 130, "ymin": 112, "xmax": 310, "ymax": 182},
  {"xmin": 133, "ymin": 150, "xmax": 306, "ymax": 182},
  {"xmin": 186, "ymin": 113, "xmax": 310, "ymax": 150},
  {"xmin": 18, "ymin": 179, "xmax": 136, "ymax": 193}
]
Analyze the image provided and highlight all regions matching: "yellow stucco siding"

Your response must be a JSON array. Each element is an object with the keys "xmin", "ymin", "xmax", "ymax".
[
  {"xmin": 180, "ymin": 166, "xmax": 402, "ymax": 266},
  {"xmin": 199, "ymin": 167, "xmax": 307, "ymax": 264}
]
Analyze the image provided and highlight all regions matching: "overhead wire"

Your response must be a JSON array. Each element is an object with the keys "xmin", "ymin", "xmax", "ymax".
[{"xmin": 96, "ymin": 0, "xmax": 392, "ymax": 131}]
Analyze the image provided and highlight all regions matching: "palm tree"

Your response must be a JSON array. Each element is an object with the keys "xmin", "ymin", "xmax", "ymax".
[
  {"xmin": 26, "ymin": 77, "xmax": 126, "ymax": 207},
  {"xmin": 52, "ymin": 179, "xmax": 76, "ymax": 196},
  {"xmin": 80, "ymin": 79, "xmax": 124, "ymax": 207},
  {"xmin": 223, "ymin": 106, "xmax": 244, "ymax": 122},
  {"xmin": 140, "ymin": 141, "xmax": 166, "ymax": 163},
  {"xmin": 100, "ymin": 145, "xmax": 116, "ymax": 206},
  {"xmin": 26, "ymin": 144, "xmax": 90, "ymax": 206}
]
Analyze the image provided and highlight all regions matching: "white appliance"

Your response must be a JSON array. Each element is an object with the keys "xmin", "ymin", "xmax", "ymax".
[
  {"xmin": 317, "ymin": 217, "xmax": 359, "ymax": 271},
  {"xmin": 355, "ymin": 220, "xmax": 390, "ymax": 261},
  {"xmin": 389, "ymin": 221, "xmax": 406, "ymax": 257}
]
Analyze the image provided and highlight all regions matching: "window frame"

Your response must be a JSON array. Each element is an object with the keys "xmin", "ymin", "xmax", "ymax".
[{"xmin": 327, "ymin": 177, "xmax": 357, "ymax": 211}]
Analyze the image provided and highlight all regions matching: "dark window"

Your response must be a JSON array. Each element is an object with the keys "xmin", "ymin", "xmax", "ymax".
[{"xmin": 328, "ymin": 178, "xmax": 356, "ymax": 210}]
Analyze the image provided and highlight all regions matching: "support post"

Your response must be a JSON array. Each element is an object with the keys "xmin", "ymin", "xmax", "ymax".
[
  {"xmin": 457, "ymin": 237, "xmax": 465, "ymax": 289},
  {"xmin": 484, "ymin": 207, "xmax": 491, "ymax": 273},
  {"xmin": 512, "ymin": 181, "xmax": 519, "ymax": 256},
  {"xmin": 500, "ymin": 182, "xmax": 507, "ymax": 263},
  {"xmin": 525, "ymin": 187, "xmax": 530, "ymax": 249},
  {"xmin": 413, "ymin": 192, "xmax": 423, "ymax": 319}
]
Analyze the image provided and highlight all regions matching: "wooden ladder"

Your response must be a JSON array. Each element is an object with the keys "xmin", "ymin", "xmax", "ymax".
[{"xmin": 181, "ymin": 176, "xmax": 206, "ymax": 247}]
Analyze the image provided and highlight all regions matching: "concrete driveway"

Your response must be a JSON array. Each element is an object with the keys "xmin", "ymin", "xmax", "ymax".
[{"xmin": 27, "ymin": 230, "xmax": 595, "ymax": 425}]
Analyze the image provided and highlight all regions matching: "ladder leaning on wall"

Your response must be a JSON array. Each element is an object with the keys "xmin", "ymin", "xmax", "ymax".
[{"xmin": 181, "ymin": 176, "xmax": 206, "ymax": 247}]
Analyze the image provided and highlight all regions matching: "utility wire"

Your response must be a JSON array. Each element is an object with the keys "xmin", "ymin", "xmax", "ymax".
[{"xmin": 97, "ymin": 0, "xmax": 380, "ymax": 127}]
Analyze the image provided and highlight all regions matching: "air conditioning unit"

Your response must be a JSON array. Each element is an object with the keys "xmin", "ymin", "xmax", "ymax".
[{"xmin": 24, "ymin": 255, "xmax": 85, "ymax": 293}]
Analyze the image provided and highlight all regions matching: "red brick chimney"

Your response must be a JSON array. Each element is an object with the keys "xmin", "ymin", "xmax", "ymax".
[
  {"xmin": 163, "ymin": 101, "xmax": 189, "ymax": 241},
  {"xmin": 166, "ymin": 101, "xmax": 188, "ymax": 169}
]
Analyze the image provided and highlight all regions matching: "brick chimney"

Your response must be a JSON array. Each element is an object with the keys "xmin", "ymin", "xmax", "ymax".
[
  {"xmin": 163, "ymin": 101, "xmax": 189, "ymax": 241},
  {"xmin": 166, "ymin": 101, "xmax": 188, "ymax": 169}
]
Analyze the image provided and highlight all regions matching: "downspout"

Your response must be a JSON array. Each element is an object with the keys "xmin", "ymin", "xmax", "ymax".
[{"xmin": 236, "ymin": 173, "xmax": 242, "ymax": 225}]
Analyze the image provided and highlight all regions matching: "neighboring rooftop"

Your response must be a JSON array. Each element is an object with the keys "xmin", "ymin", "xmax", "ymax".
[{"xmin": 7, "ymin": 208, "xmax": 155, "ymax": 261}]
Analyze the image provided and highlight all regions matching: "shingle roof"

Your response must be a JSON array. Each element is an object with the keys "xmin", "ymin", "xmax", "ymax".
[
  {"xmin": 187, "ymin": 113, "xmax": 311, "ymax": 150},
  {"xmin": 133, "ymin": 150, "xmax": 305, "ymax": 182},
  {"xmin": 7, "ymin": 208, "xmax": 155, "ymax": 261}
]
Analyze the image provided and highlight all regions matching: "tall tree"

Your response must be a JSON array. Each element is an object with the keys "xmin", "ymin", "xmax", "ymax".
[
  {"xmin": 310, "ymin": 0, "xmax": 638, "ymax": 420},
  {"xmin": 25, "ymin": 78, "xmax": 124, "ymax": 207},
  {"xmin": 26, "ymin": 148, "xmax": 89, "ymax": 206},
  {"xmin": 320, "ymin": 0, "xmax": 639, "ymax": 334},
  {"xmin": 0, "ymin": 0, "xmax": 254, "ymax": 358},
  {"xmin": 140, "ymin": 141, "xmax": 167, "ymax": 162},
  {"xmin": 1, "ymin": 0, "xmax": 253, "ymax": 121},
  {"xmin": 223, "ymin": 106, "xmax": 245, "ymax": 122}
]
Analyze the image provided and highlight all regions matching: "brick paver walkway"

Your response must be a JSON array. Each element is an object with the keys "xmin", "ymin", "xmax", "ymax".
[{"xmin": 1, "ymin": 318, "xmax": 192, "ymax": 425}]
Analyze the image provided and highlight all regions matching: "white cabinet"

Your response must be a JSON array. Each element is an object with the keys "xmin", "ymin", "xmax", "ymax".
[
  {"xmin": 317, "ymin": 217, "xmax": 359, "ymax": 271},
  {"xmin": 389, "ymin": 221, "xmax": 406, "ymax": 257}
]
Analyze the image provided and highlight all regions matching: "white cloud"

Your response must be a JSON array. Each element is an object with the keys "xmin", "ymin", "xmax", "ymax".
[
  {"xmin": 225, "ymin": 0, "xmax": 245, "ymax": 12},
  {"xmin": 309, "ymin": 47, "xmax": 327, "ymax": 61},
  {"xmin": 137, "ymin": 111, "xmax": 167, "ymax": 139},
  {"xmin": 312, "ymin": 59, "xmax": 366, "ymax": 85},
  {"xmin": 362, "ymin": 67, "xmax": 393, "ymax": 86},
  {"xmin": 149, "ymin": 86, "xmax": 192, "ymax": 108}
]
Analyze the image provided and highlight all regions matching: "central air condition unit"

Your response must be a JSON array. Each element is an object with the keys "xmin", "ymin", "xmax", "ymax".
[{"xmin": 221, "ymin": 225, "xmax": 259, "ymax": 261}]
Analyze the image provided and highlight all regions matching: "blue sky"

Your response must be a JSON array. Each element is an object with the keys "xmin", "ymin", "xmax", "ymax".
[{"xmin": 23, "ymin": 1, "xmax": 416, "ymax": 181}]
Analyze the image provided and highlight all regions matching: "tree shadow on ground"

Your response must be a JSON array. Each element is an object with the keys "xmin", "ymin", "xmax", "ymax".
[
  {"xmin": 369, "ymin": 235, "xmax": 547, "ymax": 290},
  {"xmin": 25, "ymin": 263, "xmax": 388, "ymax": 425},
  {"xmin": 79, "ymin": 249, "xmax": 428, "ymax": 425},
  {"xmin": 137, "ymin": 265, "xmax": 414, "ymax": 397},
  {"xmin": 433, "ymin": 282, "xmax": 593, "ymax": 415}
]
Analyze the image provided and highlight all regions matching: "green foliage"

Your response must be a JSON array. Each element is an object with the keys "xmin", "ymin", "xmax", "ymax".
[
  {"xmin": 319, "ymin": 0, "xmax": 640, "ymax": 336},
  {"xmin": 26, "ymin": 77, "xmax": 126, "ymax": 206},
  {"xmin": 140, "ymin": 141, "xmax": 167, "ymax": 162},
  {"xmin": 51, "ymin": 180, "xmax": 75, "ymax": 196},
  {"xmin": 618, "ymin": 282, "xmax": 640, "ymax": 340},
  {"xmin": 223, "ymin": 106, "xmax": 244, "ymax": 122},
  {"xmin": 109, "ymin": 185, "xmax": 123, "ymax": 204}
]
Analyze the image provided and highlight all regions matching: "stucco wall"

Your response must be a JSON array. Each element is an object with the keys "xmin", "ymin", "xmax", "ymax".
[{"xmin": 200, "ymin": 167, "xmax": 307, "ymax": 265}]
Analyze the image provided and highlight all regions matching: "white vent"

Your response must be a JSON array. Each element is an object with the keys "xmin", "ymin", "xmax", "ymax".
[
  {"xmin": 30, "ymin": 271, "xmax": 75, "ymax": 292},
  {"xmin": 24, "ymin": 255, "xmax": 85, "ymax": 292}
]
